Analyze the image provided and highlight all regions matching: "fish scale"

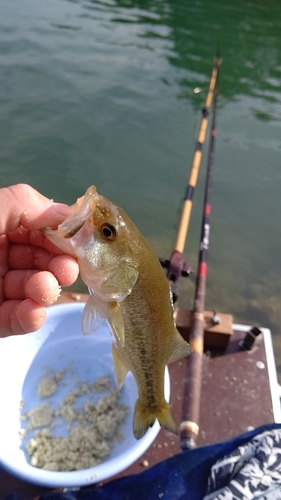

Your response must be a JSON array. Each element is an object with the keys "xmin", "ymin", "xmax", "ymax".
[{"xmin": 44, "ymin": 185, "xmax": 191, "ymax": 439}]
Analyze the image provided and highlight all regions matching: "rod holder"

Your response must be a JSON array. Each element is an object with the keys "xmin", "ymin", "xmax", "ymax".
[
  {"xmin": 239, "ymin": 325, "xmax": 262, "ymax": 351},
  {"xmin": 160, "ymin": 251, "xmax": 191, "ymax": 303}
]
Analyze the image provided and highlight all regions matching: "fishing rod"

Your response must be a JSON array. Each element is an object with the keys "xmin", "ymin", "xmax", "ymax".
[
  {"xmin": 180, "ymin": 74, "xmax": 219, "ymax": 450},
  {"xmin": 160, "ymin": 56, "xmax": 221, "ymax": 303}
]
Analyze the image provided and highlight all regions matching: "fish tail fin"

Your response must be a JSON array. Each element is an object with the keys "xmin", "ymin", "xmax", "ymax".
[{"xmin": 133, "ymin": 399, "xmax": 177, "ymax": 440}]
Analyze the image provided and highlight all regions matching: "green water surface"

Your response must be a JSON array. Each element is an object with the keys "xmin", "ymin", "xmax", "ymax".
[{"xmin": 1, "ymin": 0, "xmax": 281, "ymax": 374}]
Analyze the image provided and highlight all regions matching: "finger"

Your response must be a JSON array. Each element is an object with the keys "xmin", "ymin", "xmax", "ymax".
[
  {"xmin": 0, "ymin": 235, "xmax": 9, "ymax": 277},
  {"xmin": 9, "ymin": 228, "xmax": 49, "ymax": 250},
  {"xmin": 8, "ymin": 227, "xmax": 70, "ymax": 256},
  {"xmin": 25, "ymin": 272, "xmax": 61, "ymax": 305},
  {"xmin": 7, "ymin": 226, "xmax": 31, "ymax": 245},
  {"xmin": 0, "ymin": 300, "xmax": 46, "ymax": 336},
  {"xmin": 8, "ymin": 244, "xmax": 53, "ymax": 271},
  {"xmin": 48, "ymin": 255, "xmax": 79, "ymax": 287},
  {"xmin": 0, "ymin": 299, "xmax": 46, "ymax": 337},
  {"xmin": 0, "ymin": 277, "xmax": 4, "ymax": 304},
  {"xmin": 8, "ymin": 245, "xmax": 79, "ymax": 287},
  {"xmin": 16, "ymin": 299, "xmax": 46, "ymax": 333},
  {"xmin": 9, "ymin": 227, "xmax": 58, "ymax": 250},
  {"xmin": 0, "ymin": 301, "xmax": 23, "ymax": 336},
  {"xmin": 4, "ymin": 270, "xmax": 61, "ymax": 305},
  {"xmin": 0, "ymin": 184, "xmax": 71, "ymax": 235}
]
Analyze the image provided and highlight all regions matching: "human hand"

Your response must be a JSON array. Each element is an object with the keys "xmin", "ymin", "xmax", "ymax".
[{"xmin": 0, "ymin": 184, "xmax": 79, "ymax": 337}]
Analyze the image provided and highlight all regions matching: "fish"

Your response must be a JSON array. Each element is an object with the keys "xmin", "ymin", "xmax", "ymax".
[{"xmin": 44, "ymin": 186, "xmax": 191, "ymax": 439}]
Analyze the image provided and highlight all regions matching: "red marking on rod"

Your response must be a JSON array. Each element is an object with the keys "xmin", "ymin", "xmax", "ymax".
[
  {"xmin": 205, "ymin": 204, "xmax": 211, "ymax": 215},
  {"xmin": 198, "ymin": 262, "xmax": 207, "ymax": 277}
]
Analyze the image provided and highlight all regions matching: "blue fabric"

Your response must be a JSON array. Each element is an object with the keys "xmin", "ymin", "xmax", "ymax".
[{"xmin": 36, "ymin": 423, "xmax": 281, "ymax": 500}]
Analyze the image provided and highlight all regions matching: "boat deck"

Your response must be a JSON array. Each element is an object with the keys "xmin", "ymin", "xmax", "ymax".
[{"xmin": 1, "ymin": 293, "xmax": 280, "ymax": 498}]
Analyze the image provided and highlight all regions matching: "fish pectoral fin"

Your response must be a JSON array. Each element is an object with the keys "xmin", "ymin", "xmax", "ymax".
[
  {"xmin": 99, "ymin": 266, "xmax": 139, "ymax": 302},
  {"xmin": 81, "ymin": 294, "xmax": 105, "ymax": 335},
  {"xmin": 82, "ymin": 295, "xmax": 126, "ymax": 346},
  {"xmin": 133, "ymin": 399, "xmax": 177, "ymax": 440},
  {"xmin": 112, "ymin": 344, "xmax": 129, "ymax": 389},
  {"xmin": 106, "ymin": 302, "xmax": 125, "ymax": 346},
  {"xmin": 168, "ymin": 328, "xmax": 192, "ymax": 363}
]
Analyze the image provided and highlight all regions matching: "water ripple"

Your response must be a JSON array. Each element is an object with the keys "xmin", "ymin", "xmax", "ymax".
[{"xmin": 2, "ymin": 0, "xmax": 281, "ymax": 372}]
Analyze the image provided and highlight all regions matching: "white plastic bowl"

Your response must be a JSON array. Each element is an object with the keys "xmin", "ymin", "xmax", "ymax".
[{"xmin": 0, "ymin": 302, "xmax": 170, "ymax": 488}]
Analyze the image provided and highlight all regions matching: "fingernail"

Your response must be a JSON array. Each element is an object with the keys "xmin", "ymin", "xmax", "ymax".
[{"xmin": 53, "ymin": 203, "xmax": 70, "ymax": 216}]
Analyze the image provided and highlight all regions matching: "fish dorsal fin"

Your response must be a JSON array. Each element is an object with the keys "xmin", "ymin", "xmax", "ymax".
[
  {"xmin": 168, "ymin": 327, "xmax": 192, "ymax": 364},
  {"xmin": 81, "ymin": 294, "xmax": 105, "ymax": 335},
  {"xmin": 98, "ymin": 266, "xmax": 139, "ymax": 302},
  {"xmin": 112, "ymin": 344, "xmax": 129, "ymax": 389},
  {"xmin": 106, "ymin": 302, "xmax": 125, "ymax": 347}
]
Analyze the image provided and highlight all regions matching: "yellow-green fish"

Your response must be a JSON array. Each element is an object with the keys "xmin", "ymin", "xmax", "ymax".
[{"xmin": 44, "ymin": 186, "xmax": 191, "ymax": 439}]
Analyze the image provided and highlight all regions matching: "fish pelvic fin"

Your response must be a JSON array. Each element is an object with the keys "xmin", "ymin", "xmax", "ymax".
[
  {"xmin": 112, "ymin": 344, "xmax": 129, "ymax": 389},
  {"xmin": 133, "ymin": 399, "xmax": 177, "ymax": 440},
  {"xmin": 168, "ymin": 327, "xmax": 192, "ymax": 364}
]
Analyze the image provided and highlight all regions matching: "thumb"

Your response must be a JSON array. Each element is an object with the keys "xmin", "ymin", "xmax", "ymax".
[{"xmin": 0, "ymin": 184, "xmax": 71, "ymax": 234}]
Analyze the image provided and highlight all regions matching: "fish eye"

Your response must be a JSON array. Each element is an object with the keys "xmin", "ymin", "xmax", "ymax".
[{"xmin": 101, "ymin": 223, "xmax": 117, "ymax": 241}]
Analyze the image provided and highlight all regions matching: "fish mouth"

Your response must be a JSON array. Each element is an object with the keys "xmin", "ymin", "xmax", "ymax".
[
  {"xmin": 63, "ymin": 220, "xmax": 87, "ymax": 238},
  {"xmin": 59, "ymin": 185, "xmax": 98, "ymax": 239}
]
